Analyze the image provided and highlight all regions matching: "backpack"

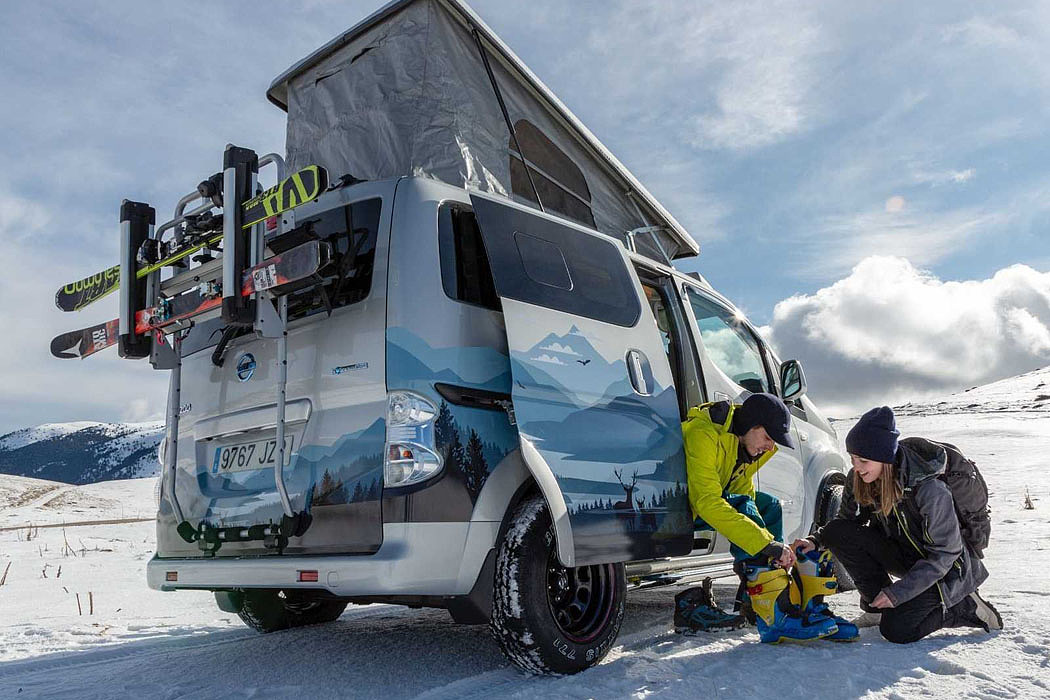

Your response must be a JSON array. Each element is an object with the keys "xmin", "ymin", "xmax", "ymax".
[{"xmin": 901, "ymin": 437, "xmax": 991, "ymax": 558}]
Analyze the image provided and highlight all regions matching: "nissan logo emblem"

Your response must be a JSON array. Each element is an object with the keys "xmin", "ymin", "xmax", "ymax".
[{"xmin": 236, "ymin": 353, "xmax": 257, "ymax": 382}]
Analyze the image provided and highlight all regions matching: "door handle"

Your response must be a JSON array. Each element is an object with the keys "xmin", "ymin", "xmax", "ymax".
[{"xmin": 626, "ymin": 349, "xmax": 650, "ymax": 395}]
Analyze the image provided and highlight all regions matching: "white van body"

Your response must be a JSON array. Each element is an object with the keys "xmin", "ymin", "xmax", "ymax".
[{"xmin": 141, "ymin": 0, "xmax": 849, "ymax": 674}]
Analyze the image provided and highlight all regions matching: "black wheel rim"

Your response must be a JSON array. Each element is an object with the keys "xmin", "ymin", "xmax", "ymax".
[{"xmin": 546, "ymin": 554, "xmax": 616, "ymax": 644}]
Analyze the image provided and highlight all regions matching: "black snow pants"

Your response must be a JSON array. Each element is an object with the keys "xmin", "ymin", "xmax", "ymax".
[{"xmin": 820, "ymin": 519, "xmax": 980, "ymax": 643}]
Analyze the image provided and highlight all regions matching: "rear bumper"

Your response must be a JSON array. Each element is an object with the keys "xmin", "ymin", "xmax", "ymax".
[{"xmin": 147, "ymin": 521, "xmax": 498, "ymax": 597}]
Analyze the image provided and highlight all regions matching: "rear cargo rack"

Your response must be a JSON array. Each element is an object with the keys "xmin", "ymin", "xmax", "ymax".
[{"xmin": 118, "ymin": 145, "xmax": 328, "ymax": 552}]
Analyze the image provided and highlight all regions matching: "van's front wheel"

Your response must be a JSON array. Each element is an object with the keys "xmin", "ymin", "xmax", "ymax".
[{"xmin": 491, "ymin": 495, "xmax": 626, "ymax": 675}]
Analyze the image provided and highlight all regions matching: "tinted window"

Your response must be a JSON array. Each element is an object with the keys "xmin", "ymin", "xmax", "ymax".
[
  {"xmin": 685, "ymin": 287, "xmax": 771, "ymax": 394},
  {"xmin": 470, "ymin": 195, "xmax": 640, "ymax": 327},
  {"xmin": 509, "ymin": 119, "xmax": 596, "ymax": 229},
  {"xmin": 283, "ymin": 198, "xmax": 382, "ymax": 322},
  {"xmin": 438, "ymin": 204, "xmax": 500, "ymax": 311}
]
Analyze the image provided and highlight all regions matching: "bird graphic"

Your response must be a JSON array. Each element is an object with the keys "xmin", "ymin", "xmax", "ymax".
[{"xmin": 577, "ymin": 359, "xmax": 591, "ymax": 366}]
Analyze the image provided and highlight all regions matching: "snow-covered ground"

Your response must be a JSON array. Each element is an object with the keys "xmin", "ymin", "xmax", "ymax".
[{"xmin": 1, "ymin": 374, "xmax": 1049, "ymax": 698}]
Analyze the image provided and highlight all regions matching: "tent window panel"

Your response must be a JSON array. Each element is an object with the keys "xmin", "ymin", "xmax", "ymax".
[
  {"xmin": 511, "ymin": 157, "xmax": 596, "ymax": 228},
  {"xmin": 509, "ymin": 119, "xmax": 595, "ymax": 229}
]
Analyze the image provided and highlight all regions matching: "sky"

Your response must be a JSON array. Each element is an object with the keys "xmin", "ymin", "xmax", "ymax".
[{"xmin": 1, "ymin": 0, "xmax": 1049, "ymax": 432}]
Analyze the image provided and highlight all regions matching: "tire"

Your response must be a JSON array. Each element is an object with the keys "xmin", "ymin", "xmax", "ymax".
[
  {"xmin": 231, "ymin": 589, "xmax": 348, "ymax": 633},
  {"xmin": 820, "ymin": 484, "xmax": 856, "ymax": 592},
  {"xmin": 490, "ymin": 495, "xmax": 626, "ymax": 675}
]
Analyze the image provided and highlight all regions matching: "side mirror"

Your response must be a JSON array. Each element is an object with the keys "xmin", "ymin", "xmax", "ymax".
[{"xmin": 780, "ymin": 359, "xmax": 807, "ymax": 402}]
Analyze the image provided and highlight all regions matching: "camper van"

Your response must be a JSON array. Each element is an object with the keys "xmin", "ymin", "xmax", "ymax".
[{"xmin": 137, "ymin": 0, "xmax": 851, "ymax": 675}]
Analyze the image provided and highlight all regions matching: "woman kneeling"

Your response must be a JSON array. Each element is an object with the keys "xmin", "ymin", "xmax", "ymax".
[{"xmin": 797, "ymin": 406, "xmax": 1002, "ymax": 643}]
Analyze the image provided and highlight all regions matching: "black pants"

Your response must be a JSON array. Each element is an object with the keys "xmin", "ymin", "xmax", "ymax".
[{"xmin": 821, "ymin": 519, "xmax": 978, "ymax": 643}]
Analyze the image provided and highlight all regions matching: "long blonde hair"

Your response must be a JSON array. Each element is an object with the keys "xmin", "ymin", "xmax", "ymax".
[{"xmin": 853, "ymin": 461, "xmax": 903, "ymax": 517}]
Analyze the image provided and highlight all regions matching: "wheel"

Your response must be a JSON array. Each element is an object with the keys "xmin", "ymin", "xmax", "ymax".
[
  {"xmin": 490, "ymin": 495, "xmax": 626, "ymax": 675},
  {"xmin": 228, "ymin": 589, "xmax": 348, "ymax": 633},
  {"xmin": 819, "ymin": 484, "xmax": 856, "ymax": 592}
]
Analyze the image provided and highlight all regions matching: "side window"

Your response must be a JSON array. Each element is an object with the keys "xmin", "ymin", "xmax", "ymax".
[
  {"xmin": 283, "ymin": 198, "xmax": 382, "ymax": 322},
  {"xmin": 472, "ymin": 196, "xmax": 641, "ymax": 328},
  {"xmin": 684, "ymin": 287, "xmax": 772, "ymax": 395},
  {"xmin": 509, "ymin": 119, "xmax": 596, "ymax": 229},
  {"xmin": 438, "ymin": 204, "xmax": 500, "ymax": 311},
  {"xmin": 641, "ymin": 280, "xmax": 704, "ymax": 413}
]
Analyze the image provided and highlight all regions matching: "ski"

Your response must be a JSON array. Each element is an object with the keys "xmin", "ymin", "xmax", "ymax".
[
  {"xmin": 50, "ymin": 319, "xmax": 119, "ymax": 360},
  {"xmin": 242, "ymin": 164, "xmax": 327, "ymax": 229},
  {"xmin": 54, "ymin": 165, "xmax": 328, "ymax": 312},
  {"xmin": 51, "ymin": 240, "xmax": 330, "ymax": 359}
]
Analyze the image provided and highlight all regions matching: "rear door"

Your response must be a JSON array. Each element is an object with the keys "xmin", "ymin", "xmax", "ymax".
[
  {"xmin": 158, "ymin": 190, "xmax": 390, "ymax": 558},
  {"xmin": 470, "ymin": 193, "xmax": 693, "ymax": 565}
]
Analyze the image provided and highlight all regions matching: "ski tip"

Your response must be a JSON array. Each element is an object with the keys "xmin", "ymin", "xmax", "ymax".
[{"xmin": 50, "ymin": 335, "xmax": 79, "ymax": 359}]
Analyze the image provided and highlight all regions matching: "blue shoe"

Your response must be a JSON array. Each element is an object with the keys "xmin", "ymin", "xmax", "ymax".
[
  {"xmin": 745, "ymin": 562, "xmax": 838, "ymax": 644},
  {"xmin": 755, "ymin": 610, "xmax": 839, "ymax": 644},
  {"xmin": 794, "ymin": 547, "xmax": 859, "ymax": 642}
]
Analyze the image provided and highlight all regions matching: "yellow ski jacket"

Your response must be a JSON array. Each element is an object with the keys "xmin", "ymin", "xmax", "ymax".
[{"xmin": 682, "ymin": 402, "xmax": 778, "ymax": 556}]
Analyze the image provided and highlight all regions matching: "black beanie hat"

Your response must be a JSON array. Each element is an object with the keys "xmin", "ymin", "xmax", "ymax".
[
  {"xmin": 733, "ymin": 392, "xmax": 795, "ymax": 449},
  {"xmin": 845, "ymin": 406, "xmax": 900, "ymax": 464}
]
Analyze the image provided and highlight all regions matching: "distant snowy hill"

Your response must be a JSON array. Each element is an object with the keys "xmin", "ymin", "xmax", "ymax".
[
  {"xmin": 0, "ymin": 421, "xmax": 163, "ymax": 484},
  {"xmin": 894, "ymin": 365, "xmax": 1050, "ymax": 415}
]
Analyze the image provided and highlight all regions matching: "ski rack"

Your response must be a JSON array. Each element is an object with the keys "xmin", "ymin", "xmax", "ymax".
[{"xmin": 129, "ymin": 145, "xmax": 312, "ymax": 553}]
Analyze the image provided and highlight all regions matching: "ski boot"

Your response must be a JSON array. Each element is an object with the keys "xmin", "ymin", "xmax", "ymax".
[
  {"xmin": 743, "ymin": 560, "xmax": 838, "ymax": 644},
  {"xmin": 674, "ymin": 577, "xmax": 747, "ymax": 634},
  {"xmin": 793, "ymin": 547, "xmax": 859, "ymax": 642},
  {"xmin": 731, "ymin": 560, "xmax": 757, "ymax": 626}
]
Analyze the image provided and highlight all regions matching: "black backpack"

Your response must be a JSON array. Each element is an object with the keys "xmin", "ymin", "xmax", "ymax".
[{"xmin": 901, "ymin": 437, "xmax": 991, "ymax": 558}]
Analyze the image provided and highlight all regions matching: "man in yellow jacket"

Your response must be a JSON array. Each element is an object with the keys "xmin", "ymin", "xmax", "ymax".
[{"xmin": 674, "ymin": 393, "xmax": 842, "ymax": 643}]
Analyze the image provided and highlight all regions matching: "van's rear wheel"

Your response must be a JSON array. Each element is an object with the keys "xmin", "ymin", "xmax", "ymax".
[
  {"xmin": 820, "ymin": 484, "xmax": 856, "ymax": 592},
  {"xmin": 229, "ymin": 590, "xmax": 348, "ymax": 633},
  {"xmin": 491, "ymin": 495, "xmax": 626, "ymax": 675}
]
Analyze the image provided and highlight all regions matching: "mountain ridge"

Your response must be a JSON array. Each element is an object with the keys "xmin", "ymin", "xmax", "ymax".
[{"xmin": 0, "ymin": 421, "xmax": 163, "ymax": 485}]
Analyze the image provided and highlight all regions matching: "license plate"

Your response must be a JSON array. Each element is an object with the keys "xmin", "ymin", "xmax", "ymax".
[{"xmin": 212, "ymin": 436, "xmax": 295, "ymax": 474}]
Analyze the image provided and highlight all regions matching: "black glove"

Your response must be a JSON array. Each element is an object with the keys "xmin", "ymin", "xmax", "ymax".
[{"xmin": 761, "ymin": 541, "xmax": 789, "ymax": 564}]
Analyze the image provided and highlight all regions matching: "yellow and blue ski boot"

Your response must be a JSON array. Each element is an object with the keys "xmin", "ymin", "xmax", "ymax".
[
  {"xmin": 793, "ymin": 547, "xmax": 859, "ymax": 642},
  {"xmin": 744, "ymin": 561, "xmax": 838, "ymax": 644}
]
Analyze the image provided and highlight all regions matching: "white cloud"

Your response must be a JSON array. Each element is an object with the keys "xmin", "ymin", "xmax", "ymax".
[
  {"xmin": 764, "ymin": 256, "xmax": 1050, "ymax": 414},
  {"xmin": 531, "ymin": 354, "xmax": 566, "ymax": 365},
  {"xmin": 539, "ymin": 342, "xmax": 580, "ymax": 356},
  {"xmin": 0, "ymin": 191, "xmax": 50, "ymax": 242},
  {"xmin": 801, "ymin": 205, "xmax": 1006, "ymax": 278}
]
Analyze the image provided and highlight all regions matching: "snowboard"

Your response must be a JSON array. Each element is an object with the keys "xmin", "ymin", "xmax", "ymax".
[
  {"xmin": 51, "ymin": 240, "xmax": 329, "ymax": 359},
  {"xmin": 54, "ymin": 165, "xmax": 328, "ymax": 312}
]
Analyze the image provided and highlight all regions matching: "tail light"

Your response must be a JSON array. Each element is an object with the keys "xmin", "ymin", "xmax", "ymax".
[{"xmin": 384, "ymin": 392, "xmax": 442, "ymax": 488}]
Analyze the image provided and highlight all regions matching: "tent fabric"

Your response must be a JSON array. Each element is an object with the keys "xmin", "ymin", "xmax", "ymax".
[{"xmin": 279, "ymin": 0, "xmax": 695, "ymax": 260}]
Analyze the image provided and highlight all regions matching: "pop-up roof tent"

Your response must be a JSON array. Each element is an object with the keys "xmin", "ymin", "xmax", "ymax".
[{"xmin": 267, "ymin": 0, "xmax": 699, "ymax": 262}]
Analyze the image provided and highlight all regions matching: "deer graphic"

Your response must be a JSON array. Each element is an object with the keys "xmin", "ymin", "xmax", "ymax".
[{"xmin": 613, "ymin": 469, "xmax": 639, "ymax": 511}]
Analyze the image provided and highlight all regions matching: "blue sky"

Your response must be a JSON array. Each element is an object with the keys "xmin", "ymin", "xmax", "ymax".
[{"xmin": 2, "ymin": 0, "xmax": 1049, "ymax": 432}]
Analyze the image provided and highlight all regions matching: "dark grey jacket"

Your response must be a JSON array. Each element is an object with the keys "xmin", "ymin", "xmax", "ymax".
[{"xmin": 815, "ymin": 437, "xmax": 989, "ymax": 609}]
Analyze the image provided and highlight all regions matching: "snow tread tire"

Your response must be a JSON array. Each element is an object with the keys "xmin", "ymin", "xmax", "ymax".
[{"xmin": 490, "ymin": 495, "xmax": 626, "ymax": 675}]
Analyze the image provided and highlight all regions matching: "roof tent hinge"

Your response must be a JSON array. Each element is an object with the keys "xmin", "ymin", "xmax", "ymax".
[{"xmin": 470, "ymin": 25, "xmax": 544, "ymax": 214}]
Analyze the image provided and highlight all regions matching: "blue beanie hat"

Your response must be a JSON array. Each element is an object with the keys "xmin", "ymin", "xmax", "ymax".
[
  {"xmin": 845, "ymin": 406, "xmax": 899, "ymax": 464},
  {"xmin": 733, "ymin": 392, "xmax": 796, "ymax": 449}
]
